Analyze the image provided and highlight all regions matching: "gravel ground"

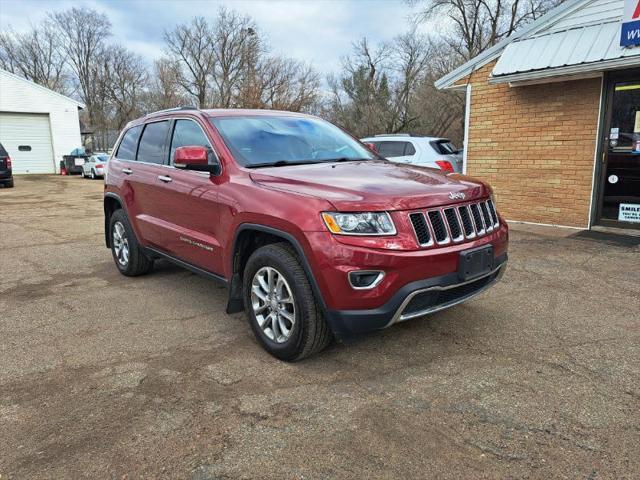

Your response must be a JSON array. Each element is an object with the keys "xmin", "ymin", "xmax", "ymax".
[{"xmin": 1, "ymin": 175, "xmax": 639, "ymax": 479}]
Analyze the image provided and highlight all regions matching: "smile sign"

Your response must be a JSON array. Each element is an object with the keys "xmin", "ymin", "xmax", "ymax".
[{"xmin": 621, "ymin": 0, "xmax": 640, "ymax": 47}]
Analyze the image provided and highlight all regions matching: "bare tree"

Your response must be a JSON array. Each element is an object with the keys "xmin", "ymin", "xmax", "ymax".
[
  {"xmin": 327, "ymin": 38, "xmax": 394, "ymax": 137},
  {"xmin": 411, "ymin": 40, "xmax": 465, "ymax": 139},
  {"xmin": 164, "ymin": 8, "xmax": 320, "ymax": 111},
  {"xmin": 324, "ymin": 33, "xmax": 466, "ymax": 142},
  {"xmin": 408, "ymin": 0, "xmax": 562, "ymax": 60},
  {"xmin": 388, "ymin": 30, "xmax": 430, "ymax": 132},
  {"xmin": 145, "ymin": 58, "xmax": 191, "ymax": 111},
  {"xmin": 0, "ymin": 22, "xmax": 67, "ymax": 92},
  {"xmin": 49, "ymin": 7, "xmax": 111, "ymax": 126},
  {"xmin": 257, "ymin": 58, "xmax": 320, "ymax": 111},
  {"xmin": 164, "ymin": 17, "xmax": 216, "ymax": 108},
  {"xmin": 211, "ymin": 8, "xmax": 262, "ymax": 107},
  {"xmin": 102, "ymin": 46, "xmax": 149, "ymax": 130}
]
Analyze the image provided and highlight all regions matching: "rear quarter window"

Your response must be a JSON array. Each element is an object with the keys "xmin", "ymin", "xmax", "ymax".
[
  {"xmin": 0, "ymin": 143, "xmax": 8, "ymax": 157},
  {"xmin": 116, "ymin": 125, "xmax": 142, "ymax": 160}
]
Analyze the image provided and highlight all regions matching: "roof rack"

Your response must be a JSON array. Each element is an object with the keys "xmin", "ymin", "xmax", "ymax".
[
  {"xmin": 146, "ymin": 106, "xmax": 199, "ymax": 116},
  {"xmin": 373, "ymin": 133, "xmax": 425, "ymax": 137}
]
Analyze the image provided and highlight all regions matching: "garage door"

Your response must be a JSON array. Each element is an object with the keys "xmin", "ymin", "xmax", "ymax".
[{"xmin": 0, "ymin": 113, "xmax": 55, "ymax": 174}]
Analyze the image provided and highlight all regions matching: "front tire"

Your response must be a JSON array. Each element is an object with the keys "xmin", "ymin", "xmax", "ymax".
[
  {"xmin": 109, "ymin": 209, "xmax": 153, "ymax": 276},
  {"xmin": 243, "ymin": 243, "xmax": 331, "ymax": 361}
]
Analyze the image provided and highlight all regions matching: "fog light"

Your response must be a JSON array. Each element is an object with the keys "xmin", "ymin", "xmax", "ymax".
[{"xmin": 348, "ymin": 270, "xmax": 385, "ymax": 290}]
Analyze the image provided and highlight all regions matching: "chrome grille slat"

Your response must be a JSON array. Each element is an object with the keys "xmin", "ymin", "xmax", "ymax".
[
  {"xmin": 409, "ymin": 212, "xmax": 433, "ymax": 246},
  {"xmin": 410, "ymin": 198, "xmax": 500, "ymax": 248},
  {"xmin": 443, "ymin": 208, "xmax": 463, "ymax": 242},
  {"xmin": 427, "ymin": 210, "xmax": 449, "ymax": 244},
  {"xmin": 480, "ymin": 202, "xmax": 493, "ymax": 232},
  {"xmin": 458, "ymin": 205, "xmax": 476, "ymax": 239},
  {"xmin": 469, "ymin": 203, "xmax": 486, "ymax": 235},
  {"xmin": 487, "ymin": 198, "xmax": 499, "ymax": 227}
]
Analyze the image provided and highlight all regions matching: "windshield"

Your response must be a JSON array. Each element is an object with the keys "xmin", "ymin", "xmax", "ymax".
[
  {"xmin": 96, "ymin": 155, "xmax": 109, "ymax": 162},
  {"xmin": 209, "ymin": 115, "xmax": 376, "ymax": 167}
]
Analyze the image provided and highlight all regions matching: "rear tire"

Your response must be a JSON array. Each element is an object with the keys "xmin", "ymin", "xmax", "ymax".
[
  {"xmin": 109, "ymin": 209, "xmax": 153, "ymax": 276},
  {"xmin": 5, "ymin": 179, "xmax": 14, "ymax": 188},
  {"xmin": 91, "ymin": 169, "xmax": 96, "ymax": 180},
  {"xmin": 243, "ymin": 243, "xmax": 332, "ymax": 361}
]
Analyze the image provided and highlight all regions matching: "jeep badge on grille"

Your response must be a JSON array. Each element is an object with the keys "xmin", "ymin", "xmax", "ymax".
[{"xmin": 449, "ymin": 192, "xmax": 466, "ymax": 200}]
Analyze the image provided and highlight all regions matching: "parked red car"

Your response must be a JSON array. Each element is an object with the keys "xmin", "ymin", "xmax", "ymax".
[{"xmin": 104, "ymin": 108, "xmax": 508, "ymax": 360}]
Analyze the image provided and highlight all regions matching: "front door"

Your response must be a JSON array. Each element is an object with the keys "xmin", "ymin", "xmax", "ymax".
[
  {"xmin": 597, "ymin": 70, "xmax": 640, "ymax": 228},
  {"xmin": 151, "ymin": 118, "xmax": 223, "ymax": 276}
]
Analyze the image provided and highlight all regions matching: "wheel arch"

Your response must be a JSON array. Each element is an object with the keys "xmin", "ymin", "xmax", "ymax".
[
  {"xmin": 226, "ymin": 224, "xmax": 327, "ymax": 316},
  {"xmin": 104, "ymin": 193, "xmax": 124, "ymax": 248}
]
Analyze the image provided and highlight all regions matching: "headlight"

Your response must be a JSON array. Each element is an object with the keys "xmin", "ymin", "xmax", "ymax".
[{"xmin": 321, "ymin": 212, "xmax": 396, "ymax": 235}]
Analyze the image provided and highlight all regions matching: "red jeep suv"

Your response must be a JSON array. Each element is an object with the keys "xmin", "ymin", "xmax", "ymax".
[{"xmin": 104, "ymin": 108, "xmax": 508, "ymax": 360}]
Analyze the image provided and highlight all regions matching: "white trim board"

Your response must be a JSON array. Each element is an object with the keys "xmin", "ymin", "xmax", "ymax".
[
  {"xmin": 462, "ymin": 84, "xmax": 472, "ymax": 175},
  {"xmin": 588, "ymin": 76, "xmax": 605, "ymax": 229}
]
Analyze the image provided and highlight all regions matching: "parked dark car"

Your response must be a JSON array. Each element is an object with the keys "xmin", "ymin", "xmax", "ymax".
[{"xmin": 0, "ymin": 143, "xmax": 14, "ymax": 188}]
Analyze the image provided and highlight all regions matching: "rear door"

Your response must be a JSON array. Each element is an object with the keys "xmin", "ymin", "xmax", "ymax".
[
  {"xmin": 147, "ymin": 118, "xmax": 223, "ymax": 274},
  {"xmin": 378, "ymin": 141, "xmax": 417, "ymax": 164},
  {"xmin": 113, "ymin": 121, "xmax": 172, "ymax": 248}
]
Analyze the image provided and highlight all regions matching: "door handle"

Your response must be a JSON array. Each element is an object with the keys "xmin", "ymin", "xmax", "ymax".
[
  {"xmin": 158, "ymin": 175, "xmax": 172, "ymax": 183},
  {"xmin": 122, "ymin": 167, "xmax": 133, "ymax": 175}
]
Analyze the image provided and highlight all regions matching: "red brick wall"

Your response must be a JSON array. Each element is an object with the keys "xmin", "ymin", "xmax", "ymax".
[{"xmin": 456, "ymin": 62, "xmax": 602, "ymax": 228}]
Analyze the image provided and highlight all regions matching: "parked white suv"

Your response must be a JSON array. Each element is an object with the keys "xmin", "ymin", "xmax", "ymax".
[{"xmin": 360, "ymin": 134, "xmax": 463, "ymax": 173}]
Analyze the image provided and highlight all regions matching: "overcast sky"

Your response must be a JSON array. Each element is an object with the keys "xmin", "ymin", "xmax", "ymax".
[{"xmin": 0, "ymin": 0, "xmax": 433, "ymax": 75}]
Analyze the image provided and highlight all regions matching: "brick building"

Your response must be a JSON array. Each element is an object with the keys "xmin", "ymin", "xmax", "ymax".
[{"xmin": 436, "ymin": 0, "xmax": 640, "ymax": 230}]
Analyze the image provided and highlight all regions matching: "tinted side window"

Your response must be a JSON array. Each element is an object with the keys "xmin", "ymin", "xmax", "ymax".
[
  {"xmin": 405, "ymin": 143, "xmax": 416, "ymax": 155},
  {"xmin": 116, "ymin": 125, "xmax": 142, "ymax": 160},
  {"xmin": 378, "ymin": 141, "xmax": 408, "ymax": 158},
  {"xmin": 137, "ymin": 121, "xmax": 170, "ymax": 164},
  {"xmin": 169, "ymin": 120, "xmax": 214, "ymax": 164}
]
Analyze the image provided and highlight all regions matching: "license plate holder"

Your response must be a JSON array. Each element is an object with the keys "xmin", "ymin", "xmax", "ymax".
[{"xmin": 458, "ymin": 245, "xmax": 494, "ymax": 281}]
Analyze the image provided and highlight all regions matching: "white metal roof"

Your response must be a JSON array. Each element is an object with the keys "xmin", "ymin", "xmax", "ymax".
[
  {"xmin": 491, "ymin": 19, "xmax": 640, "ymax": 83},
  {"xmin": 435, "ymin": 0, "xmax": 640, "ymax": 89}
]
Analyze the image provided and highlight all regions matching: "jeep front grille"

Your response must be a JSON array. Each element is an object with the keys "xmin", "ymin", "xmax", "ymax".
[{"xmin": 408, "ymin": 198, "xmax": 499, "ymax": 248}]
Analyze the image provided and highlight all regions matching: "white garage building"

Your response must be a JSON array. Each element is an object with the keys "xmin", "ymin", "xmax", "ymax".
[{"xmin": 0, "ymin": 69, "xmax": 83, "ymax": 174}]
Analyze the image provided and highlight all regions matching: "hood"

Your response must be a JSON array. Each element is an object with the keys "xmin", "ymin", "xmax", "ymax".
[{"xmin": 249, "ymin": 160, "xmax": 490, "ymax": 211}]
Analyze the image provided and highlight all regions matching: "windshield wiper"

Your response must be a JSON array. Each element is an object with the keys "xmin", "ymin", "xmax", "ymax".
[
  {"xmin": 246, "ymin": 158, "xmax": 371, "ymax": 169},
  {"xmin": 246, "ymin": 160, "xmax": 324, "ymax": 169},
  {"xmin": 325, "ymin": 157, "xmax": 370, "ymax": 163}
]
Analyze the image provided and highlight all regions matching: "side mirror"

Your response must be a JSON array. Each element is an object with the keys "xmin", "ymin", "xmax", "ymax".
[
  {"xmin": 364, "ymin": 142, "xmax": 377, "ymax": 153},
  {"xmin": 174, "ymin": 145, "xmax": 220, "ymax": 174}
]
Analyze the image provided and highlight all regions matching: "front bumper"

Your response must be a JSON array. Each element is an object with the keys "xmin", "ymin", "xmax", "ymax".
[{"xmin": 325, "ymin": 254, "xmax": 507, "ymax": 337}]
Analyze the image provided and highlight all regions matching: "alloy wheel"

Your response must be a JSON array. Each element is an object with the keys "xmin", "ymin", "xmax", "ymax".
[
  {"xmin": 112, "ymin": 221, "xmax": 130, "ymax": 266},
  {"xmin": 251, "ymin": 266, "xmax": 296, "ymax": 343}
]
